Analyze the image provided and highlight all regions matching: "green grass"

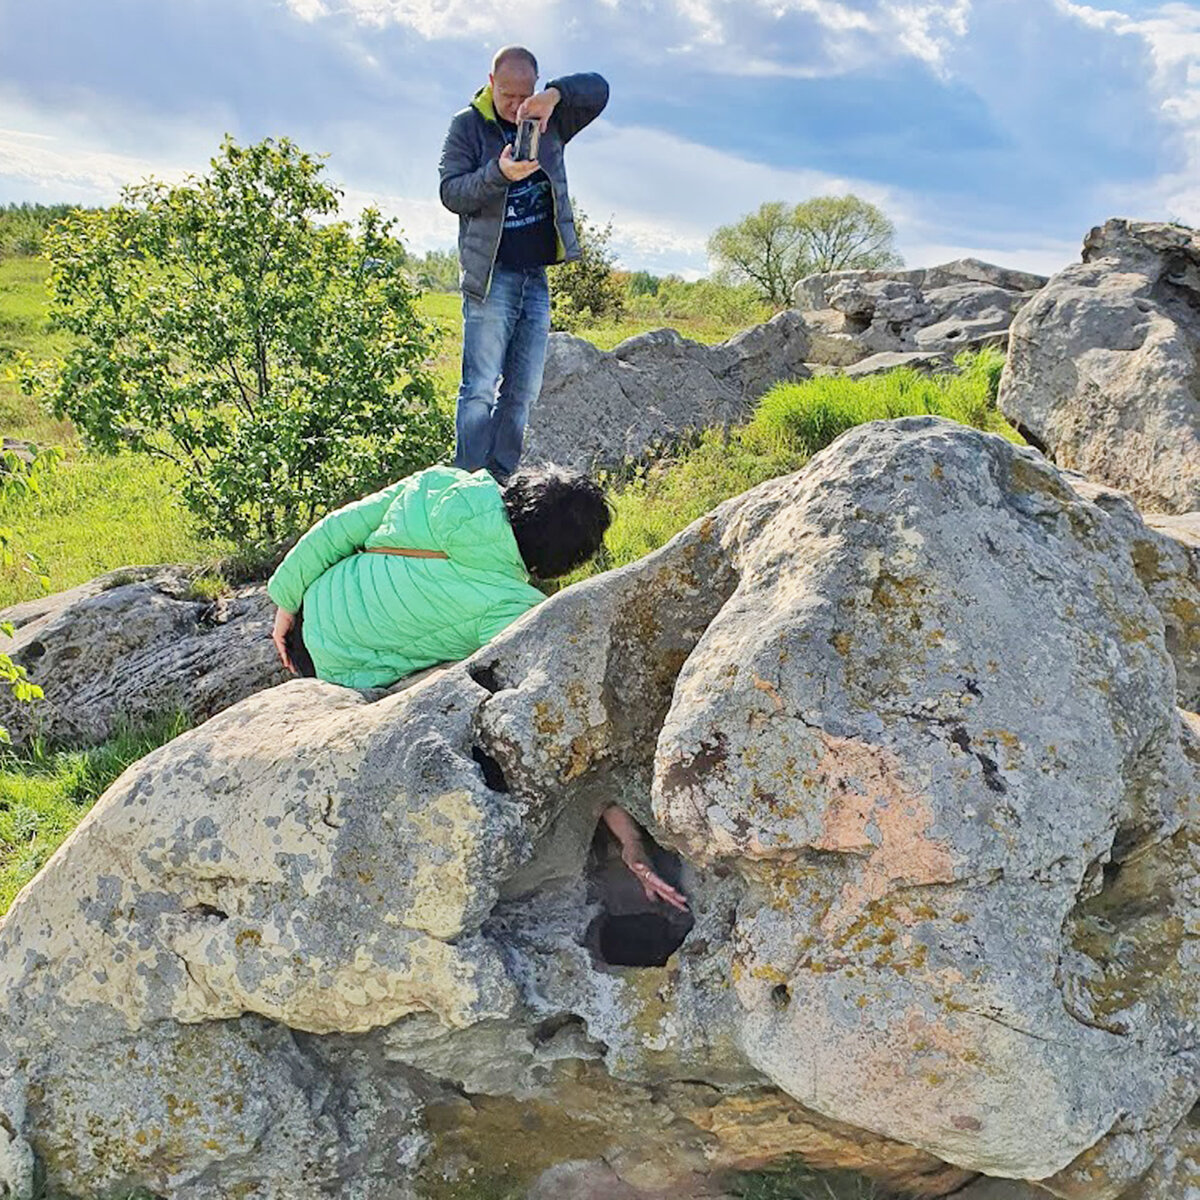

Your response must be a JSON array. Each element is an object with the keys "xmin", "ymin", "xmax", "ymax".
[
  {"xmin": 729, "ymin": 1162, "xmax": 899, "ymax": 1200},
  {"xmin": 555, "ymin": 347, "xmax": 1019, "ymax": 591},
  {"xmin": 0, "ymin": 712, "xmax": 190, "ymax": 915}
]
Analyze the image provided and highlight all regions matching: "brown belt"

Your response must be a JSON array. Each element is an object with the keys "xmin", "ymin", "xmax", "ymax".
[{"xmin": 362, "ymin": 546, "xmax": 449, "ymax": 560}]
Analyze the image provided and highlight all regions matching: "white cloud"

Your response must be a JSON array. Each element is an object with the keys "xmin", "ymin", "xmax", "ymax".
[
  {"xmin": 281, "ymin": 0, "xmax": 974, "ymax": 77},
  {"xmin": 1055, "ymin": 1, "xmax": 1200, "ymax": 223},
  {"xmin": 283, "ymin": 0, "xmax": 559, "ymax": 38}
]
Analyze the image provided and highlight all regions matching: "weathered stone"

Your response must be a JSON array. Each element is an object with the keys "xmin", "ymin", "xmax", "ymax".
[
  {"xmin": 1065, "ymin": 478, "xmax": 1200, "ymax": 711},
  {"xmin": 1124, "ymin": 1105, "xmax": 1200, "ymax": 1199},
  {"xmin": 844, "ymin": 350, "xmax": 954, "ymax": 378},
  {"xmin": 792, "ymin": 258, "xmax": 1046, "ymax": 312},
  {"xmin": 523, "ymin": 314, "xmax": 813, "ymax": 472},
  {"xmin": 1, "ymin": 418, "xmax": 1194, "ymax": 1199},
  {"xmin": 0, "ymin": 566, "xmax": 287, "ymax": 746},
  {"xmin": 998, "ymin": 219, "xmax": 1200, "ymax": 514}
]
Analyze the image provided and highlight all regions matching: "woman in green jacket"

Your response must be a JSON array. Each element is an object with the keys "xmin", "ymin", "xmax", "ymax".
[
  {"xmin": 267, "ymin": 461, "xmax": 686, "ymax": 912},
  {"xmin": 268, "ymin": 462, "xmax": 606, "ymax": 688}
]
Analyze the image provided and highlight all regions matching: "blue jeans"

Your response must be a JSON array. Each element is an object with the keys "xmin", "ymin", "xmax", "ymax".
[{"xmin": 454, "ymin": 264, "xmax": 551, "ymax": 480}]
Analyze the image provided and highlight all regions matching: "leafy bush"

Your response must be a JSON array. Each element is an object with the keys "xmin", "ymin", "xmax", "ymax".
[
  {"xmin": 23, "ymin": 136, "xmax": 452, "ymax": 548},
  {"xmin": 551, "ymin": 203, "xmax": 625, "ymax": 332}
]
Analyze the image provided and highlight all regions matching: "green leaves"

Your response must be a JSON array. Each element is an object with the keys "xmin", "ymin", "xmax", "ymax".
[
  {"xmin": 26, "ymin": 135, "xmax": 452, "ymax": 548},
  {"xmin": 707, "ymin": 194, "xmax": 904, "ymax": 307},
  {"xmin": 550, "ymin": 203, "xmax": 626, "ymax": 332}
]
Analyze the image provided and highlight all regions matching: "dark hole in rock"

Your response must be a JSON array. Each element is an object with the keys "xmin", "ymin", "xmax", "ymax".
[
  {"xmin": 1014, "ymin": 422, "xmax": 1051, "ymax": 457},
  {"xmin": 468, "ymin": 662, "xmax": 502, "ymax": 694},
  {"xmin": 771, "ymin": 983, "xmax": 791, "ymax": 1010},
  {"xmin": 189, "ymin": 903, "xmax": 228, "ymax": 921},
  {"xmin": 472, "ymin": 745, "xmax": 509, "ymax": 793},
  {"xmin": 533, "ymin": 1013, "xmax": 586, "ymax": 1044},
  {"xmin": 23, "ymin": 640, "xmax": 45, "ymax": 664},
  {"xmin": 585, "ymin": 816, "xmax": 693, "ymax": 968}
]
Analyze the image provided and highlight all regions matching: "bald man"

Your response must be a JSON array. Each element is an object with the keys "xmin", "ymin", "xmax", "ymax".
[{"xmin": 439, "ymin": 46, "xmax": 609, "ymax": 481}]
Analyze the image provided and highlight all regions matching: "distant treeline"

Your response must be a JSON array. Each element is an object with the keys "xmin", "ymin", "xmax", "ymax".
[{"xmin": 0, "ymin": 203, "xmax": 96, "ymax": 258}]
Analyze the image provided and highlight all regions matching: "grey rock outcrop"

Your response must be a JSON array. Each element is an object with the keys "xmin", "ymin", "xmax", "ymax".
[
  {"xmin": 792, "ymin": 258, "xmax": 1049, "ymax": 311},
  {"xmin": 523, "ymin": 313, "xmax": 814, "ymax": 471},
  {"xmin": 526, "ymin": 259, "xmax": 1043, "ymax": 474},
  {"xmin": 1, "ymin": 418, "xmax": 1195, "ymax": 1200},
  {"xmin": 0, "ymin": 566, "xmax": 287, "ymax": 746},
  {"xmin": 998, "ymin": 219, "xmax": 1200, "ymax": 514}
]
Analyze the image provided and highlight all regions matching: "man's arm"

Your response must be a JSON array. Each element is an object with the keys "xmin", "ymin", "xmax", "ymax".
[
  {"xmin": 544, "ymin": 73, "xmax": 609, "ymax": 143},
  {"xmin": 438, "ymin": 113, "xmax": 510, "ymax": 217}
]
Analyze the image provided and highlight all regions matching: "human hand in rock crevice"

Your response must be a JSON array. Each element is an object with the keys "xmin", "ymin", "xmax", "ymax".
[{"xmin": 602, "ymin": 805, "xmax": 689, "ymax": 912}]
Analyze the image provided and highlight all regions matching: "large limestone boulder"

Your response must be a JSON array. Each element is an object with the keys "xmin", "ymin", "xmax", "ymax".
[
  {"xmin": 1, "ymin": 419, "xmax": 1196, "ymax": 1200},
  {"xmin": 0, "ymin": 566, "xmax": 287, "ymax": 746},
  {"xmin": 998, "ymin": 219, "xmax": 1200, "ymax": 514},
  {"xmin": 792, "ymin": 258, "xmax": 1046, "ymax": 312},
  {"xmin": 523, "ymin": 313, "xmax": 814, "ymax": 471}
]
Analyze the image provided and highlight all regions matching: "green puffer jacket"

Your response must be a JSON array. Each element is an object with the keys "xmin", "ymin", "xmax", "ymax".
[{"xmin": 267, "ymin": 465, "xmax": 545, "ymax": 688}]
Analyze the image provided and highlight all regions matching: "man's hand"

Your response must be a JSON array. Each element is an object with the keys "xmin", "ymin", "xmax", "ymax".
[
  {"xmin": 272, "ymin": 607, "xmax": 297, "ymax": 674},
  {"xmin": 516, "ymin": 86, "xmax": 561, "ymax": 133},
  {"xmin": 498, "ymin": 144, "xmax": 541, "ymax": 182}
]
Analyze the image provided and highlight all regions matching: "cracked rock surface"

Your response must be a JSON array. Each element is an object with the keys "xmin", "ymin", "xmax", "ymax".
[
  {"xmin": 0, "ymin": 418, "xmax": 1195, "ymax": 1200},
  {"xmin": 0, "ymin": 566, "xmax": 287, "ymax": 747},
  {"xmin": 999, "ymin": 219, "xmax": 1200, "ymax": 515}
]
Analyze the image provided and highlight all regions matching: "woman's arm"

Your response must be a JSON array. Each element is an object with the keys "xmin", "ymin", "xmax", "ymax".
[
  {"xmin": 266, "ymin": 477, "xmax": 409, "ymax": 615},
  {"xmin": 601, "ymin": 805, "xmax": 688, "ymax": 912}
]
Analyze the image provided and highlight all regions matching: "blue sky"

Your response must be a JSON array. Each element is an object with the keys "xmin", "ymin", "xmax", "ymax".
[{"xmin": 1, "ymin": 0, "xmax": 1197, "ymax": 278}]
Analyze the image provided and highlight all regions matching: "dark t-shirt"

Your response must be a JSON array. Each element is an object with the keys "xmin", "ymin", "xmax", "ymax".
[{"xmin": 496, "ymin": 117, "xmax": 558, "ymax": 268}]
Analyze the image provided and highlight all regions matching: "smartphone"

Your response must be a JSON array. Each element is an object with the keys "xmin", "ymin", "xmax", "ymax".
[{"xmin": 514, "ymin": 118, "xmax": 541, "ymax": 162}]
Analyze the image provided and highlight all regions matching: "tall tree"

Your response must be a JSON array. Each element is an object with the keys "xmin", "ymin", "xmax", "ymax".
[
  {"xmin": 793, "ymin": 194, "xmax": 903, "ymax": 274},
  {"xmin": 707, "ymin": 201, "xmax": 806, "ymax": 307},
  {"xmin": 708, "ymin": 195, "xmax": 903, "ymax": 306}
]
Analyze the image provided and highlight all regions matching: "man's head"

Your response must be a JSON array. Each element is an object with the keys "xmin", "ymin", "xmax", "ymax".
[
  {"xmin": 501, "ymin": 465, "xmax": 611, "ymax": 580},
  {"xmin": 490, "ymin": 45, "xmax": 538, "ymax": 122}
]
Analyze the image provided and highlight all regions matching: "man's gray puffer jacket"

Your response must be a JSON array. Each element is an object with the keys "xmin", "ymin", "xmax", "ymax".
[{"xmin": 438, "ymin": 72, "xmax": 609, "ymax": 301}]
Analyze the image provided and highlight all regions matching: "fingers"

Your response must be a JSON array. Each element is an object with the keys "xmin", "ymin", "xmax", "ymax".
[
  {"xmin": 273, "ymin": 634, "xmax": 296, "ymax": 675},
  {"xmin": 629, "ymin": 861, "xmax": 690, "ymax": 912}
]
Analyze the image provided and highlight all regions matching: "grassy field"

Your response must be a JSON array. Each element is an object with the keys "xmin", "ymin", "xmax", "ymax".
[
  {"xmin": 0, "ymin": 257, "xmax": 780, "ymax": 608},
  {"xmin": 0, "ymin": 713, "xmax": 188, "ymax": 913}
]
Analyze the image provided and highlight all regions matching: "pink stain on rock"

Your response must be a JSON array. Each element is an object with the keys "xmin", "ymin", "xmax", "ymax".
[{"xmin": 809, "ymin": 733, "xmax": 956, "ymax": 938}]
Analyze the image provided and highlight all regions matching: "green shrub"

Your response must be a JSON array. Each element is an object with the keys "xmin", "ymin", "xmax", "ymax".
[
  {"xmin": 0, "ymin": 712, "xmax": 190, "ymax": 914},
  {"xmin": 184, "ymin": 571, "xmax": 230, "ymax": 602},
  {"xmin": 745, "ymin": 348, "xmax": 1013, "ymax": 459},
  {"xmin": 550, "ymin": 203, "xmax": 625, "ymax": 332},
  {"xmin": 23, "ymin": 136, "xmax": 452, "ymax": 549}
]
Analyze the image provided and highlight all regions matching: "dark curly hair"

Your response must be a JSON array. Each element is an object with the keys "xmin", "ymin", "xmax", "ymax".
[{"xmin": 501, "ymin": 465, "xmax": 611, "ymax": 579}]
